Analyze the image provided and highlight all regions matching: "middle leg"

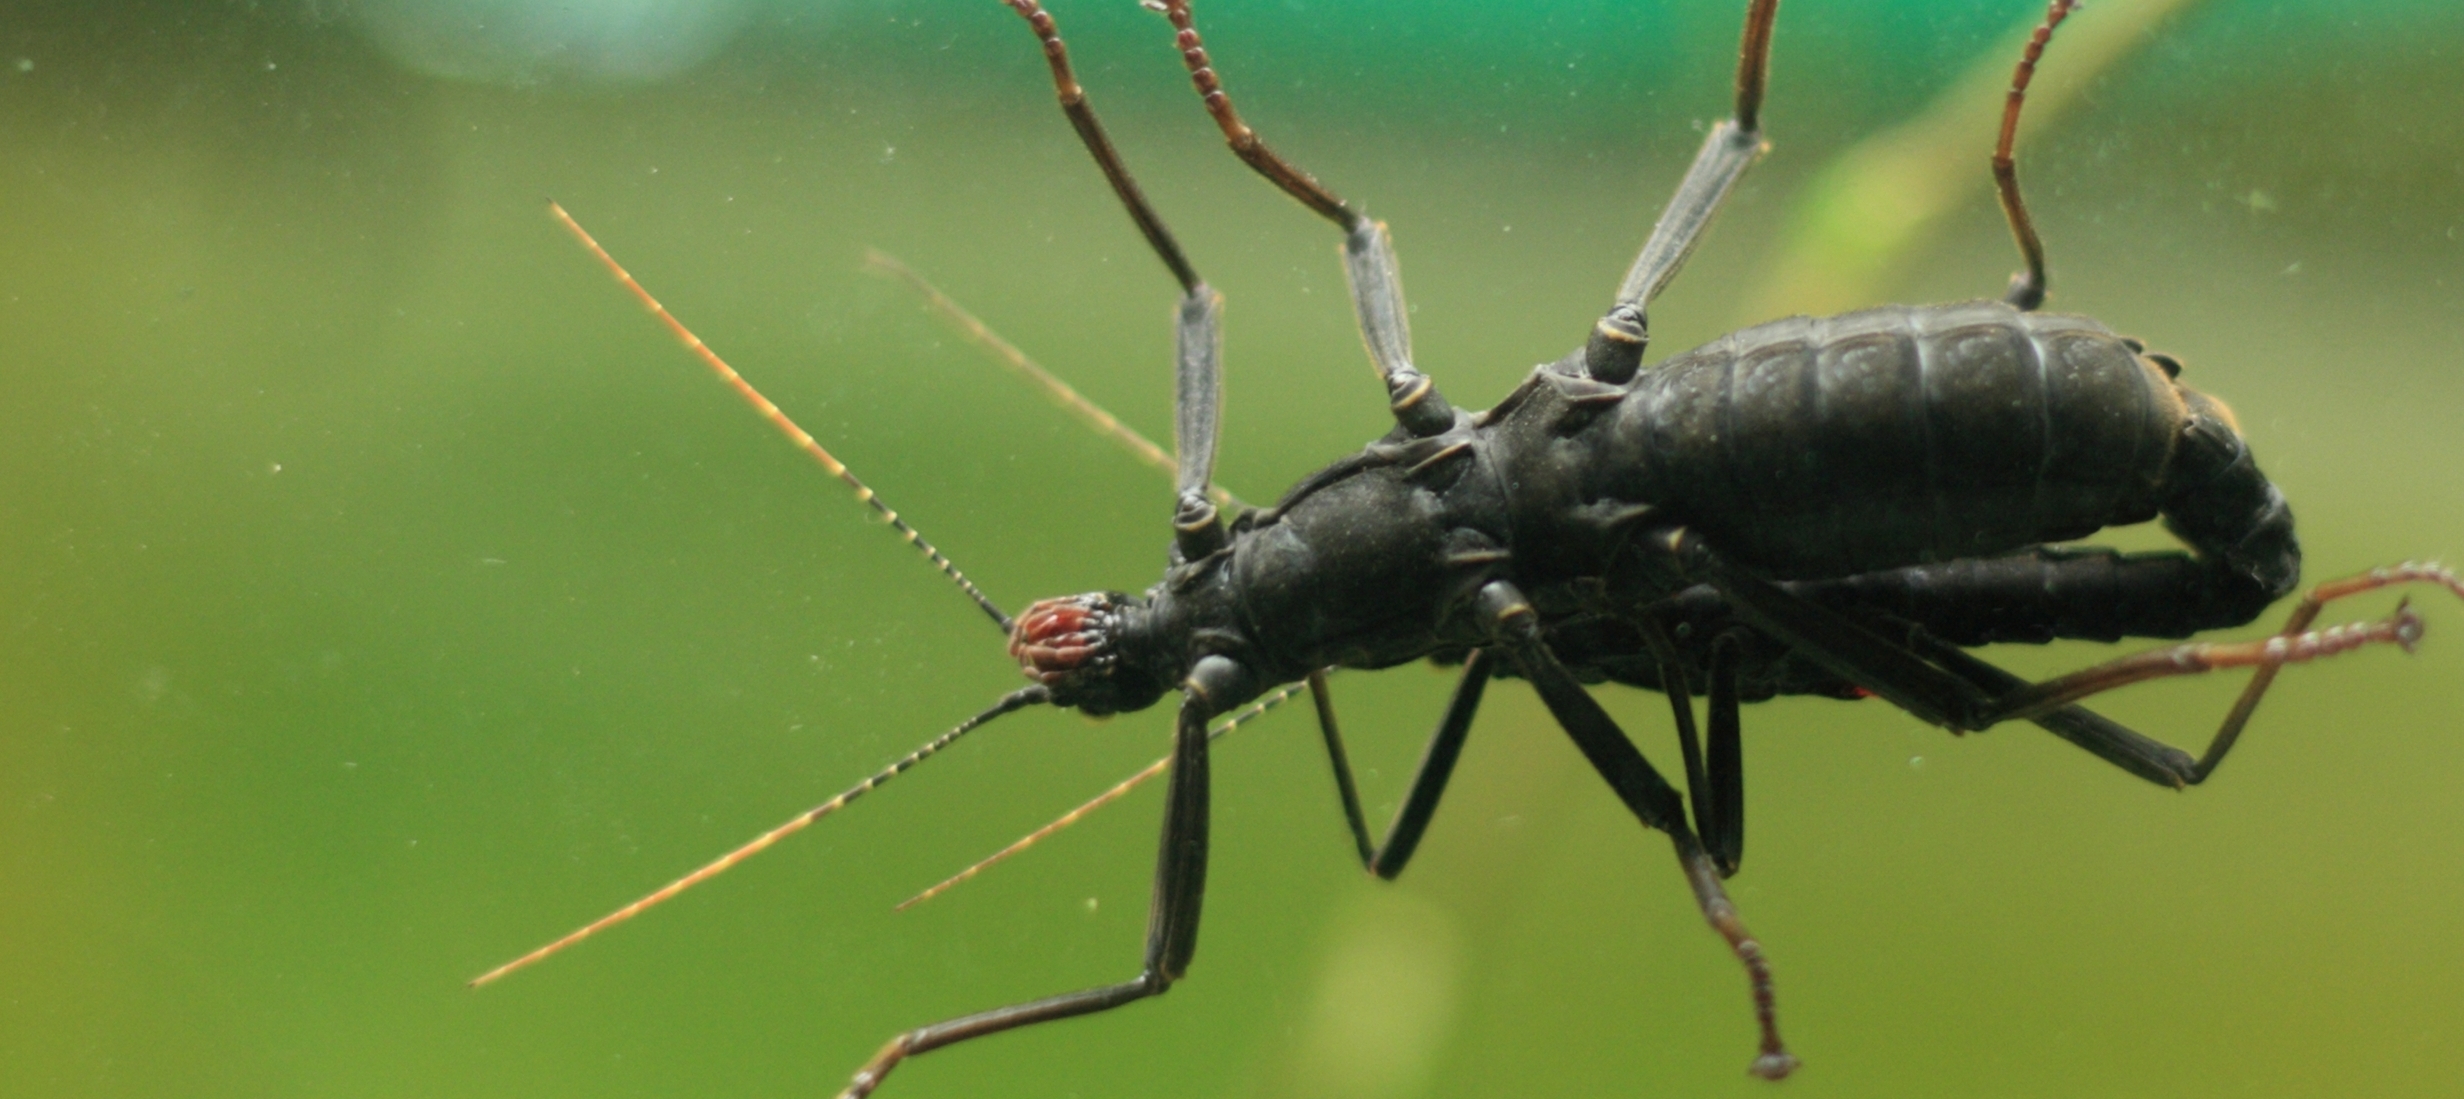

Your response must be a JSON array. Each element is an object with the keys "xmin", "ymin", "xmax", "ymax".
[
  {"xmin": 1480, "ymin": 580, "xmax": 1798, "ymax": 1081},
  {"xmin": 1309, "ymin": 650, "xmax": 1498, "ymax": 880}
]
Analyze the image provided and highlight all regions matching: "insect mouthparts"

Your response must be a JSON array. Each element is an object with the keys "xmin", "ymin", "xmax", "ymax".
[
  {"xmin": 1010, "ymin": 593, "xmax": 1122, "ymax": 681},
  {"xmin": 1008, "ymin": 592, "xmax": 1167, "ymax": 715},
  {"xmin": 1005, "ymin": 596, "xmax": 1167, "ymax": 714}
]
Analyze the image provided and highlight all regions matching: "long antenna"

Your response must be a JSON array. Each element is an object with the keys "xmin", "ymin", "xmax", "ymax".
[
  {"xmin": 549, "ymin": 201, "xmax": 1013, "ymax": 631},
  {"xmin": 470, "ymin": 686, "xmax": 1050, "ymax": 989},
  {"xmin": 894, "ymin": 680, "xmax": 1306, "ymax": 911}
]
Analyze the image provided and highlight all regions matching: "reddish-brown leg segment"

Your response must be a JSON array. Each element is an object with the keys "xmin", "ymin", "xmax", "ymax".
[{"xmin": 1993, "ymin": 0, "xmax": 2079, "ymax": 310}]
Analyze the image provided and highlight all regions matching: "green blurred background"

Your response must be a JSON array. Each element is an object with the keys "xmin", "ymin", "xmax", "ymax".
[{"xmin": 5, "ymin": 1, "xmax": 2462, "ymax": 1097}]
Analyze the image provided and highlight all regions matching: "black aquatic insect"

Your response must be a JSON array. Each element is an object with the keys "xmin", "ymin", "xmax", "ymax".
[{"xmin": 475, "ymin": 0, "xmax": 2461, "ymax": 1093}]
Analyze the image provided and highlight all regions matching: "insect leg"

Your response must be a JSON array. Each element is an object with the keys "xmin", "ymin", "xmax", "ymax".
[
  {"xmin": 1704, "ymin": 543, "xmax": 2425, "ymax": 731},
  {"xmin": 1955, "ymin": 564, "xmax": 2458, "ymax": 736},
  {"xmin": 993, "ymin": 1, "xmax": 1230, "ymax": 553},
  {"xmin": 897, "ymin": 684, "xmax": 1309, "ymax": 912},
  {"xmin": 862, "ymin": 249, "xmax": 1248, "ymax": 510},
  {"xmin": 1908, "ymin": 634, "xmax": 2205, "ymax": 788},
  {"xmin": 1308, "ymin": 655, "xmax": 1495, "ymax": 879},
  {"xmin": 1679, "ymin": 533, "xmax": 2450, "ymax": 772},
  {"xmin": 1708, "ymin": 555, "xmax": 2201, "ymax": 788},
  {"xmin": 1992, "ymin": 0, "xmax": 2078, "ymax": 311},
  {"xmin": 1635, "ymin": 617, "xmax": 1718, "ymax": 860},
  {"xmin": 1306, "ymin": 670, "xmax": 1377, "ymax": 868},
  {"xmin": 997, "ymin": 0, "xmax": 1198, "ymax": 293},
  {"xmin": 1696, "ymin": 553, "xmax": 1994, "ymax": 731},
  {"xmin": 1171, "ymin": 287, "xmax": 1229, "ymax": 557},
  {"xmin": 1703, "ymin": 630, "xmax": 1750, "ymax": 875},
  {"xmin": 836, "ymin": 657, "xmax": 1246, "ymax": 1099},
  {"xmin": 1146, "ymin": 0, "xmax": 1456, "ymax": 438},
  {"xmin": 1479, "ymin": 582, "xmax": 1798, "ymax": 1081},
  {"xmin": 1906, "ymin": 564, "xmax": 2459, "ymax": 786},
  {"xmin": 1367, "ymin": 651, "xmax": 1494, "ymax": 878},
  {"xmin": 1583, "ymin": 0, "xmax": 1782, "ymax": 383}
]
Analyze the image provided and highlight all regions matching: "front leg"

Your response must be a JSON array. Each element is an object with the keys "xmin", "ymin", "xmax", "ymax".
[
  {"xmin": 838, "ymin": 656, "xmax": 1248, "ymax": 1099},
  {"xmin": 1147, "ymin": 0, "xmax": 1458, "ymax": 439}
]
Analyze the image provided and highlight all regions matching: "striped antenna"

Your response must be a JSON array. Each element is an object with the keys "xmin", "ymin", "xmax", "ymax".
[
  {"xmin": 550, "ymin": 202, "xmax": 1012, "ymax": 631},
  {"xmin": 470, "ymin": 686, "xmax": 1050, "ymax": 989},
  {"xmin": 861, "ymin": 248, "xmax": 1243, "ymax": 514},
  {"xmin": 893, "ymin": 679, "xmax": 1308, "ymax": 912}
]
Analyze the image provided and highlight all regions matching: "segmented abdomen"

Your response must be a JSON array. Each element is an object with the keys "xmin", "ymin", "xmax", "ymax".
[{"xmin": 1609, "ymin": 300, "xmax": 2186, "ymax": 579}]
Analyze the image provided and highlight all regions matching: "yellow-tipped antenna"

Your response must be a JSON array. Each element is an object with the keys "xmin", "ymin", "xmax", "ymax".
[
  {"xmin": 550, "ymin": 202, "xmax": 1013, "ymax": 631},
  {"xmin": 470, "ymin": 687, "xmax": 1049, "ymax": 989},
  {"xmin": 894, "ymin": 680, "xmax": 1308, "ymax": 912},
  {"xmin": 861, "ymin": 248, "xmax": 1243, "ymax": 514}
]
